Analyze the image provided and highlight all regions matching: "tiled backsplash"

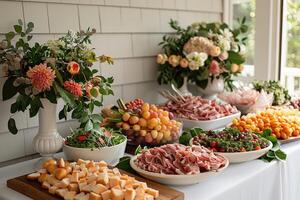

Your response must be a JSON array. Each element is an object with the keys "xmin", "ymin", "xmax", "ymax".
[{"xmin": 0, "ymin": 0, "xmax": 223, "ymax": 162}]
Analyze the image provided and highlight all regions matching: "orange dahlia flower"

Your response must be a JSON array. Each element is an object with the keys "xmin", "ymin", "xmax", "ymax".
[
  {"xmin": 26, "ymin": 64, "xmax": 56, "ymax": 93},
  {"xmin": 64, "ymin": 80, "xmax": 83, "ymax": 97}
]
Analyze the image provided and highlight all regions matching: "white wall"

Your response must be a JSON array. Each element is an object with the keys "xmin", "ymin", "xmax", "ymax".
[{"xmin": 0, "ymin": 0, "xmax": 223, "ymax": 162}]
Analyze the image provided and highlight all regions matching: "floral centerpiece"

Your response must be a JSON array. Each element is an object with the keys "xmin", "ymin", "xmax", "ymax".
[
  {"xmin": 0, "ymin": 20, "xmax": 114, "ymax": 158},
  {"xmin": 157, "ymin": 19, "xmax": 248, "ymax": 94}
]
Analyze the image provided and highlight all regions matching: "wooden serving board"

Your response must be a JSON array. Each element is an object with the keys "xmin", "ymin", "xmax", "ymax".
[{"xmin": 7, "ymin": 170, "xmax": 184, "ymax": 200}]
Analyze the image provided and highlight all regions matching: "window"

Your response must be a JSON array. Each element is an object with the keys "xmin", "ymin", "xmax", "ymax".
[
  {"xmin": 280, "ymin": 0, "xmax": 300, "ymax": 96},
  {"xmin": 229, "ymin": 0, "xmax": 256, "ymax": 77}
]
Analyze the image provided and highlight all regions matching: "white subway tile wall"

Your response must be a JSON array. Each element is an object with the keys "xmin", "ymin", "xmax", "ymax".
[{"xmin": 0, "ymin": 0, "xmax": 223, "ymax": 162}]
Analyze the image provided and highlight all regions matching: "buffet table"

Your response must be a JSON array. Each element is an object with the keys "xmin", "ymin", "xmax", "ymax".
[{"xmin": 0, "ymin": 142, "xmax": 299, "ymax": 200}]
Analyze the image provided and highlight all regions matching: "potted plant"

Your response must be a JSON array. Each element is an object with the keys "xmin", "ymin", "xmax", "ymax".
[
  {"xmin": 0, "ymin": 20, "xmax": 114, "ymax": 161},
  {"xmin": 63, "ymin": 127, "xmax": 126, "ymax": 165},
  {"xmin": 157, "ymin": 19, "xmax": 248, "ymax": 99}
]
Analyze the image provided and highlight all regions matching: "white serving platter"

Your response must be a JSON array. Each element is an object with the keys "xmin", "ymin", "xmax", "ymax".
[
  {"xmin": 176, "ymin": 111, "xmax": 241, "ymax": 130},
  {"xmin": 130, "ymin": 155, "xmax": 229, "ymax": 185},
  {"xmin": 190, "ymin": 139, "xmax": 273, "ymax": 163}
]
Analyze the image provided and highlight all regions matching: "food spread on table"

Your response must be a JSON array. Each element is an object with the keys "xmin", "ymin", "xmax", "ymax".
[
  {"xmin": 191, "ymin": 128, "xmax": 269, "ymax": 152},
  {"xmin": 134, "ymin": 144, "xmax": 226, "ymax": 175},
  {"xmin": 231, "ymin": 107, "xmax": 300, "ymax": 140},
  {"xmin": 160, "ymin": 95, "xmax": 238, "ymax": 121},
  {"xmin": 26, "ymin": 158, "xmax": 159, "ymax": 200},
  {"xmin": 102, "ymin": 99, "xmax": 182, "ymax": 146}
]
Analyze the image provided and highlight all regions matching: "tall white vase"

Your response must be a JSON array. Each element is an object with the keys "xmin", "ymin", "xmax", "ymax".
[
  {"xmin": 198, "ymin": 77, "xmax": 224, "ymax": 100},
  {"xmin": 179, "ymin": 77, "xmax": 192, "ymax": 96},
  {"xmin": 33, "ymin": 99, "xmax": 63, "ymax": 167}
]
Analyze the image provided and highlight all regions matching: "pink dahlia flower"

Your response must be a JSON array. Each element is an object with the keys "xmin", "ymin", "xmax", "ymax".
[
  {"xmin": 64, "ymin": 80, "xmax": 83, "ymax": 97},
  {"xmin": 26, "ymin": 64, "xmax": 56, "ymax": 93}
]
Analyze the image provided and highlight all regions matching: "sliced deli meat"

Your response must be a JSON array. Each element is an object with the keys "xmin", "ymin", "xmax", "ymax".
[
  {"xmin": 135, "ymin": 144, "xmax": 226, "ymax": 175},
  {"xmin": 160, "ymin": 96, "xmax": 238, "ymax": 121}
]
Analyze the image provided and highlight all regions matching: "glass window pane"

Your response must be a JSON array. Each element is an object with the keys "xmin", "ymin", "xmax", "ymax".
[{"xmin": 232, "ymin": 0, "xmax": 256, "ymax": 77}]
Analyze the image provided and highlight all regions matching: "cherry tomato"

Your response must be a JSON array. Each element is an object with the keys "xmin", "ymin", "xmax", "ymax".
[
  {"xmin": 255, "ymin": 146, "xmax": 261, "ymax": 150},
  {"xmin": 210, "ymin": 141, "xmax": 217, "ymax": 148}
]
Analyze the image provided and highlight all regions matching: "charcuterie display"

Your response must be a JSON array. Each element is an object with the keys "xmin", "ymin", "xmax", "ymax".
[{"xmin": 160, "ymin": 96, "xmax": 238, "ymax": 121}]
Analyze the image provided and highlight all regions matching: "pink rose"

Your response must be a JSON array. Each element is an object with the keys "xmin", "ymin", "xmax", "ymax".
[{"xmin": 209, "ymin": 60, "xmax": 220, "ymax": 75}]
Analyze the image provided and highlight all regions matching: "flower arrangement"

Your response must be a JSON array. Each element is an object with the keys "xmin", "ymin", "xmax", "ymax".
[
  {"xmin": 1, "ymin": 20, "xmax": 114, "ymax": 134},
  {"xmin": 157, "ymin": 19, "xmax": 248, "ymax": 90}
]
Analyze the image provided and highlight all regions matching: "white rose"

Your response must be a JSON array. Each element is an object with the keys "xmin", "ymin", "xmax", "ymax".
[
  {"xmin": 239, "ymin": 44, "xmax": 246, "ymax": 55},
  {"xmin": 186, "ymin": 52, "xmax": 208, "ymax": 70},
  {"xmin": 223, "ymin": 28, "xmax": 233, "ymax": 39}
]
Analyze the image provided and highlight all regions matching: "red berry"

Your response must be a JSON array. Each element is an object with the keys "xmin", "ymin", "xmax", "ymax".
[
  {"xmin": 210, "ymin": 141, "xmax": 217, "ymax": 148},
  {"xmin": 255, "ymin": 146, "xmax": 261, "ymax": 150},
  {"xmin": 78, "ymin": 135, "xmax": 87, "ymax": 142}
]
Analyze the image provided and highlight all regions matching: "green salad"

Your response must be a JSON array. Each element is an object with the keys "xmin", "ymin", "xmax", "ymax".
[{"xmin": 65, "ymin": 127, "xmax": 126, "ymax": 149}]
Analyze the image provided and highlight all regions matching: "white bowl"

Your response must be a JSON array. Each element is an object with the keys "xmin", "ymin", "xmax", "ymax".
[
  {"xmin": 176, "ymin": 112, "xmax": 241, "ymax": 130},
  {"xmin": 190, "ymin": 139, "xmax": 273, "ymax": 163},
  {"xmin": 63, "ymin": 138, "xmax": 127, "ymax": 165},
  {"xmin": 130, "ymin": 155, "xmax": 229, "ymax": 185}
]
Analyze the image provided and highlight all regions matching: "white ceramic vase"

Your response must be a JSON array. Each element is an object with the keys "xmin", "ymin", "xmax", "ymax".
[
  {"xmin": 198, "ymin": 77, "xmax": 224, "ymax": 100},
  {"xmin": 179, "ymin": 77, "xmax": 192, "ymax": 96},
  {"xmin": 33, "ymin": 99, "xmax": 63, "ymax": 166}
]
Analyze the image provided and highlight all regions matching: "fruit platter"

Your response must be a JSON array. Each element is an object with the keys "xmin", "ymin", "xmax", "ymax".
[
  {"xmin": 188, "ymin": 128, "xmax": 272, "ymax": 163},
  {"xmin": 159, "ymin": 95, "xmax": 240, "ymax": 130},
  {"xmin": 231, "ymin": 107, "xmax": 300, "ymax": 143},
  {"xmin": 102, "ymin": 99, "xmax": 182, "ymax": 146},
  {"xmin": 130, "ymin": 144, "xmax": 229, "ymax": 185}
]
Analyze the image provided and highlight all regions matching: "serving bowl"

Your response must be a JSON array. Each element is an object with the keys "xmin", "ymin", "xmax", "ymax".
[
  {"xmin": 177, "ymin": 112, "xmax": 241, "ymax": 130},
  {"xmin": 63, "ymin": 137, "xmax": 127, "ymax": 165},
  {"xmin": 130, "ymin": 155, "xmax": 229, "ymax": 185},
  {"xmin": 190, "ymin": 139, "xmax": 272, "ymax": 163}
]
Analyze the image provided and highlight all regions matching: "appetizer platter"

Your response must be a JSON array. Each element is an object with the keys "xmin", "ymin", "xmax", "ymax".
[
  {"xmin": 7, "ymin": 158, "xmax": 184, "ymax": 200},
  {"xmin": 189, "ymin": 128, "xmax": 272, "ymax": 163},
  {"xmin": 160, "ymin": 95, "xmax": 240, "ymax": 130},
  {"xmin": 102, "ymin": 99, "xmax": 182, "ymax": 146},
  {"xmin": 130, "ymin": 144, "xmax": 228, "ymax": 185}
]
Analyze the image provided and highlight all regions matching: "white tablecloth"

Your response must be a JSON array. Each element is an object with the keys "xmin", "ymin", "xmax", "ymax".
[{"xmin": 0, "ymin": 142, "xmax": 299, "ymax": 200}]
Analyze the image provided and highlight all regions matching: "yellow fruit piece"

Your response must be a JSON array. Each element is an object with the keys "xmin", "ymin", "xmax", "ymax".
[
  {"xmin": 129, "ymin": 116, "xmax": 139, "ymax": 125},
  {"xmin": 151, "ymin": 130, "xmax": 158, "ymax": 139},
  {"xmin": 133, "ymin": 124, "xmax": 141, "ymax": 131},
  {"xmin": 163, "ymin": 130, "xmax": 171, "ymax": 140},
  {"xmin": 138, "ymin": 118, "xmax": 147, "ymax": 127},
  {"xmin": 156, "ymin": 132, "xmax": 164, "ymax": 142},
  {"xmin": 141, "ymin": 103, "xmax": 150, "ymax": 112},
  {"xmin": 122, "ymin": 123, "xmax": 130, "ymax": 130},
  {"xmin": 122, "ymin": 113, "xmax": 130, "ymax": 121},
  {"xmin": 142, "ymin": 111, "xmax": 151, "ymax": 120},
  {"xmin": 140, "ymin": 130, "xmax": 147, "ymax": 136}
]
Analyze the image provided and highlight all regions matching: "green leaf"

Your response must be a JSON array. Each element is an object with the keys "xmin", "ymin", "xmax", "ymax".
[
  {"xmin": 262, "ymin": 129, "xmax": 272, "ymax": 137},
  {"xmin": 90, "ymin": 88, "xmax": 98, "ymax": 98},
  {"xmin": 91, "ymin": 114, "xmax": 103, "ymax": 123},
  {"xmin": 54, "ymin": 83, "xmax": 76, "ymax": 108},
  {"xmin": 2, "ymin": 77, "xmax": 17, "ymax": 100},
  {"xmin": 59, "ymin": 108, "xmax": 66, "ymax": 120},
  {"xmin": 8, "ymin": 118, "xmax": 18, "ymax": 134},
  {"xmin": 84, "ymin": 120, "xmax": 93, "ymax": 131},
  {"xmin": 115, "ymin": 156, "xmax": 136, "ymax": 174},
  {"xmin": 27, "ymin": 22, "xmax": 34, "ymax": 29},
  {"xmin": 94, "ymin": 100, "xmax": 102, "ymax": 107},
  {"xmin": 29, "ymin": 97, "xmax": 42, "ymax": 117},
  {"xmin": 14, "ymin": 25, "xmax": 22, "ymax": 33},
  {"xmin": 89, "ymin": 103, "xmax": 94, "ymax": 113},
  {"xmin": 179, "ymin": 131, "xmax": 192, "ymax": 145},
  {"xmin": 80, "ymin": 112, "xmax": 89, "ymax": 123},
  {"xmin": 274, "ymin": 150, "xmax": 287, "ymax": 161},
  {"xmin": 228, "ymin": 51, "xmax": 245, "ymax": 64},
  {"xmin": 5, "ymin": 31, "xmax": 15, "ymax": 41},
  {"xmin": 10, "ymin": 101, "xmax": 20, "ymax": 113},
  {"xmin": 45, "ymin": 89, "xmax": 57, "ymax": 104},
  {"xmin": 266, "ymin": 151, "xmax": 275, "ymax": 158},
  {"xmin": 135, "ymin": 145, "xmax": 142, "ymax": 155}
]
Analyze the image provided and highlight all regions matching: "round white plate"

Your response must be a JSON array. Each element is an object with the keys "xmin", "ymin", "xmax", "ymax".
[
  {"xmin": 176, "ymin": 112, "xmax": 241, "ymax": 130},
  {"xmin": 130, "ymin": 155, "xmax": 229, "ymax": 185},
  {"xmin": 190, "ymin": 139, "xmax": 273, "ymax": 163}
]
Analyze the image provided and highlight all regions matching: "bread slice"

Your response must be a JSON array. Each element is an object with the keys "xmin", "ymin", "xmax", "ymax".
[
  {"xmin": 101, "ymin": 190, "xmax": 112, "ymax": 200},
  {"xmin": 63, "ymin": 191, "xmax": 77, "ymax": 200},
  {"xmin": 91, "ymin": 184, "xmax": 108, "ymax": 194},
  {"xmin": 75, "ymin": 192, "xmax": 89, "ymax": 200}
]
